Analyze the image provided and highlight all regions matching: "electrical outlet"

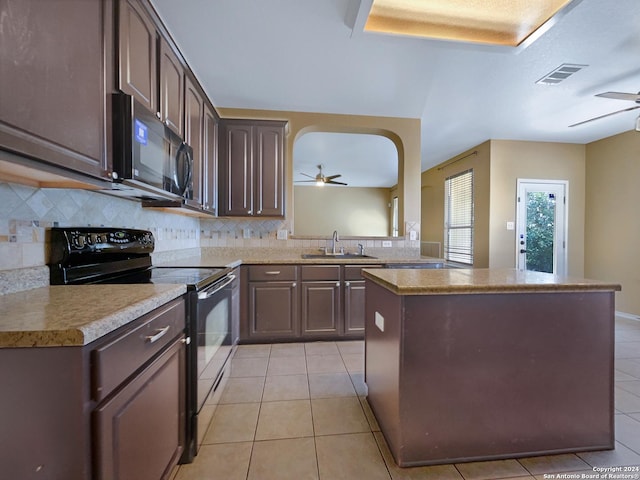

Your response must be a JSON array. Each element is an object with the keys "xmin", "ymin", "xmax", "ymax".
[
  {"xmin": 375, "ymin": 312, "xmax": 385, "ymax": 332},
  {"xmin": 409, "ymin": 231, "xmax": 417, "ymax": 241},
  {"xmin": 506, "ymin": 221, "xmax": 515, "ymax": 231},
  {"xmin": 382, "ymin": 240, "xmax": 392, "ymax": 247},
  {"xmin": 242, "ymin": 228, "xmax": 251, "ymax": 239},
  {"xmin": 276, "ymin": 229, "xmax": 288, "ymax": 240}
]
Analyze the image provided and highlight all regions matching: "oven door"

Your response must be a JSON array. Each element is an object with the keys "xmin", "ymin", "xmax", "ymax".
[{"xmin": 194, "ymin": 273, "xmax": 235, "ymax": 412}]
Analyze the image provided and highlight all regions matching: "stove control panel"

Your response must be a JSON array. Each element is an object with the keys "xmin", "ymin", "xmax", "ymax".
[{"xmin": 50, "ymin": 227, "xmax": 155, "ymax": 258}]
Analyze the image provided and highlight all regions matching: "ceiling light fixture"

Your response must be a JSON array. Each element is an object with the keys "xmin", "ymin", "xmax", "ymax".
[{"xmin": 363, "ymin": 0, "xmax": 582, "ymax": 48}]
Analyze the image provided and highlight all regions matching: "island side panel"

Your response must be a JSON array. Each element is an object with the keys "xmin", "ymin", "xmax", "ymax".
[
  {"xmin": 397, "ymin": 291, "xmax": 615, "ymax": 466},
  {"xmin": 364, "ymin": 280, "xmax": 403, "ymax": 459}
]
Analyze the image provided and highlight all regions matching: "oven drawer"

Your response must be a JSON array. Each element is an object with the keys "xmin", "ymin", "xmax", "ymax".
[
  {"xmin": 248, "ymin": 265, "xmax": 297, "ymax": 281},
  {"xmin": 92, "ymin": 297, "xmax": 185, "ymax": 402}
]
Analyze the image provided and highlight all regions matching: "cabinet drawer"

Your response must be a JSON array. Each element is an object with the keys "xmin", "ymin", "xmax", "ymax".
[
  {"xmin": 92, "ymin": 297, "xmax": 185, "ymax": 402},
  {"xmin": 301, "ymin": 265, "xmax": 340, "ymax": 281},
  {"xmin": 248, "ymin": 265, "xmax": 297, "ymax": 281},
  {"xmin": 344, "ymin": 265, "xmax": 384, "ymax": 281}
]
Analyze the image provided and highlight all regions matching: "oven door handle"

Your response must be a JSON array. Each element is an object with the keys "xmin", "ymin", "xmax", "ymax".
[{"xmin": 197, "ymin": 274, "xmax": 236, "ymax": 299}]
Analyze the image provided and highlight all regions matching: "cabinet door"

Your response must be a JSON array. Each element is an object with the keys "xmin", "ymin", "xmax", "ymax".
[
  {"xmin": 159, "ymin": 37, "xmax": 184, "ymax": 137},
  {"xmin": 118, "ymin": 0, "xmax": 157, "ymax": 113},
  {"xmin": 94, "ymin": 338, "xmax": 185, "ymax": 480},
  {"xmin": 344, "ymin": 280, "xmax": 366, "ymax": 336},
  {"xmin": 220, "ymin": 123, "xmax": 253, "ymax": 216},
  {"xmin": 248, "ymin": 281, "xmax": 298, "ymax": 338},
  {"xmin": 0, "ymin": 0, "xmax": 112, "ymax": 180},
  {"xmin": 254, "ymin": 124, "xmax": 285, "ymax": 216},
  {"xmin": 202, "ymin": 103, "xmax": 218, "ymax": 214},
  {"xmin": 301, "ymin": 281, "xmax": 341, "ymax": 336},
  {"xmin": 184, "ymin": 76, "xmax": 204, "ymax": 207}
]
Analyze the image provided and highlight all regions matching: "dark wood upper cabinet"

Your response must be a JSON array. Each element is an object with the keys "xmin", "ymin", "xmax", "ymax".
[
  {"xmin": 254, "ymin": 124, "xmax": 285, "ymax": 216},
  {"xmin": 219, "ymin": 120, "xmax": 286, "ymax": 217},
  {"xmin": 184, "ymin": 75, "xmax": 204, "ymax": 207},
  {"xmin": 220, "ymin": 122, "xmax": 253, "ymax": 216},
  {"xmin": 159, "ymin": 37, "xmax": 184, "ymax": 137},
  {"xmin": 202, "ymin": 102, "xmax": 218, "ymax": 215},
  {"xmin": 118, "ymin": 0, "xmax": 157, "ymax": 113},
  {"xmin": 0, "ymin": 0, "xmax": 113, "ymax": 181}
]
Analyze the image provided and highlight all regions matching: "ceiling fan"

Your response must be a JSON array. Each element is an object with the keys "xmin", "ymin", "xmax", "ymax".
[
  {"xmin": 296, "ymin": 164, "xmax": 347, "ymax": 186},
  {"xmin": 569, "ymin": 90, "xmax": 640, "ymax": 128}
]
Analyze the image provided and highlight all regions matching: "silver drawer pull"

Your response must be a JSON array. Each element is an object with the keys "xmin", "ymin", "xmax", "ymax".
[
  {"xmin": 145, "ymin": 326, "xmax": 170, "ymax": 343},
  {"xmin": 265, "ymin": 271, "xmax": 281, "ymax": 275}
]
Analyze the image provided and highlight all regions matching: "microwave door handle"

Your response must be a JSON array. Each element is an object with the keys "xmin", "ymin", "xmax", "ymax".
[
  {"xmin": 198, "ymin": 274, "xmax": 236, "ymax": 300},
  {"xmin": 174, "ymin": 142, "xmax": 193, "ymax": 196}
]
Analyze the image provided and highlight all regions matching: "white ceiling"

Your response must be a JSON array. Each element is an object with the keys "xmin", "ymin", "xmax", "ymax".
[{"xmin": 150, "ymin": 0, "xmax": 640, "ymax": 175}]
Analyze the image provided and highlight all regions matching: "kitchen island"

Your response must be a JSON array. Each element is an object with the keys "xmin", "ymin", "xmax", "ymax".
[{"xmin": 361, "ymin": 268, "xmax": 621, "ymax": 467}]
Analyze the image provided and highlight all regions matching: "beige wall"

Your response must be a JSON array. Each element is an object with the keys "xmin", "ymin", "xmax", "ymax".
[
  {"xmin": 217, "ymin": 108, "xmax": 421, "ymax": 238},
  {"xmin": 294, "ymin": 186, "xmax": 390, "ymax": 236},
  {"xmin": 421, "ymin": 142, "xmax": 491, "ymax": 267},
  {"xmin": 421, "ymin": 140, "xmax": 585, "ymax": 274},
  {"xmin": 490, "ymin": 140, "xmax": 585, "ymax": 276},
  {"xmin": 585, "ymin": 130, "xmax": 640, "ymax": 315}
]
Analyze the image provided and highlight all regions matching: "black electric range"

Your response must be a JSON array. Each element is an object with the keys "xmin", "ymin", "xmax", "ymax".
[{"xmin": 48, "ymin": 227, "xmax": 237, "ymax": 464}]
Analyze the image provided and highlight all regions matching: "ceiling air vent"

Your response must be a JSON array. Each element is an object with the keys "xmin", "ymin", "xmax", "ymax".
[{"xmin": 536, "ymin": 63, "xmax": 587, "ymax": 85}]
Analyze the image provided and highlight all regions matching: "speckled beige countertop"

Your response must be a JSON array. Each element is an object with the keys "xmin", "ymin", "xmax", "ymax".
[
  {"xmin": 156, "ymin": 249, "xmax": 443, "ymax": 268},
  {"xmin": 362, "ymin": 267, "xmax": 622, "ymax": 295},
  {"xmin": 0, "ymin": 284, "xmax": 186, "ymax": 347}
]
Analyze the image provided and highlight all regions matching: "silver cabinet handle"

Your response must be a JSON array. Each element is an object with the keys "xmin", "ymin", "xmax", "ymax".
[
  {"xmin": 292, "ymin": 282, "xmax": 297, "ymax": 287},
  {"xmin": 345, "ymin": 281, "xmax": 351, "ymax": 287},
  {"xmin": 145, "ymin": 326, "xmax": 170, "ymax": 343},
  {"xmin": 248, "ymin": 210, "xmax": 253, "ymax": 214},
  {"xmin": 265, "ymin": 271, "xmax": 281, "ymax": 275},
  {"xmin": 336, "ymin": 282, "xmax": 340, "ymax": 287},
  {"xmin": 257, "ymin": 210, "xmax": 262, "ymax": 214}
]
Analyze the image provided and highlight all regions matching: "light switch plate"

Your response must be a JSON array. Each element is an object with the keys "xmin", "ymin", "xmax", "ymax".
[
  {"xmin": 382, "ymin": 240, "xmax": 392, "ymax": 247},
  {"xmin": 409, "ymin": 231, "xmax": 417, "ymax": 240},
  {"xmin": 276, "ymin": 229, "xmax": 288, "ymax": 240},
  {"xmin": 506, "ymin": 221, "xmax": 515, "ymax": 231},
  {"xmin": 375, "ymin": 312, "xmax": 385, "ymax": 332}
]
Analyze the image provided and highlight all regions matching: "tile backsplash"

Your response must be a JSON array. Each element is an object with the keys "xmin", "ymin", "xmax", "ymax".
[{"xmin": 0, "ymin": 181, "xmax": 419, "ymax": 271}]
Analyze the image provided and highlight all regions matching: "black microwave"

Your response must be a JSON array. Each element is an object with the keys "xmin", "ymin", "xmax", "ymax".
[{"xmin": 110, "ymin": 93, "xmax": 194, "ymax": 203}]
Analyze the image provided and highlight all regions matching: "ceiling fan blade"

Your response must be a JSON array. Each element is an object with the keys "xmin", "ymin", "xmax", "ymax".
[
  {"xmin": 325, "ymin": 174, "xmax": 342, "ymax": 181},
  {"xmin": 568, "ymin": 105, "xmax": 640, "ymax": 127},
  {"xmin": 300, "ymin": 172, "xmax": 316, "ymax": 179},
  {"xmin": 327, "ymin": 180, "xmax": 348, "ymax": 185},
  {"xmin": 294, "ymin": 179, "xmax": 317, "ymax": 183},
  {"xmin": 596, "ymin": 91, "xmax": 640, "ymax": 102}
]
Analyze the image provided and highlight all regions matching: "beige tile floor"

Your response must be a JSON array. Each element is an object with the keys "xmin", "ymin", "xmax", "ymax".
[{"xmin": 173, "ymin": 316, "xmax": 640, "ymax": 480}]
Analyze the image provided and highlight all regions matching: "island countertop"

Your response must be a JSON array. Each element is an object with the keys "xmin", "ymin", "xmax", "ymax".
[
  {"xmin": 362, "ymin": 267, "xmax": 622, "ymax": 295},
  {"xmin": 0, "ymin": 284, "xmax": 187, "ymax": 347}
]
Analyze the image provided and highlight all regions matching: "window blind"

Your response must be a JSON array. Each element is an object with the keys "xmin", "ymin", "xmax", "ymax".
[{"xmin": 444, "ymin": 169, "xmax": 474, "ymax": 264}]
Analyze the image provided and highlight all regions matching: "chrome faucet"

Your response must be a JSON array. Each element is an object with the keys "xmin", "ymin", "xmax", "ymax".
[
  {"xmin": 358, "ymin": 243, "xmax": 365, "ymax": 256},
  {"xmin": 328, "ymin": 230, "xmax": 341, "ymax": 255}
]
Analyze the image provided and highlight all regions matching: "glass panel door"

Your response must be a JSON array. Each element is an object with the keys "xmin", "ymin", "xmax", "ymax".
[{"xmin": 516, "ymin": 180, "xmax": 567, "ymax": 275}]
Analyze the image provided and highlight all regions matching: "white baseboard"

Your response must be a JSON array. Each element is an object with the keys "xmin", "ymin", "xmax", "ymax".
[{"xmin": 615, "ymin": 311, "xmax": 640, "ymax": 322}]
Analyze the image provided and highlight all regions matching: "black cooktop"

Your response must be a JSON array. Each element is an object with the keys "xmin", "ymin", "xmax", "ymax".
[
  {"xmin": 92, "ymin": 266, "xmax": 230, "ymax": 290},
  {"xmin": 48, "ymin": 227, "xmax": 230, "ymax": 289}
]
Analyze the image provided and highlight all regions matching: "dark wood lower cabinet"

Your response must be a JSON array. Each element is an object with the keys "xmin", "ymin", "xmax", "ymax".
[
  {"xmin": 240, "ymin": 264, "xmax": 383, "ymax": 343},
  {"xmin": 0, "ymin": 298, "xmax": 186, "ymax": 479},
  {"xmin": 301, "ymin": 265, "xmax": 341, "ymax": 336},
  {"xmin": 94, "ymin": 337, "xmax": 185, "ymax": 480},
  {"xmin": 344, "ymin": 280, "xmax": 366, "ymax": 335},
  {"xmin": 248, "ymin": 282, "xmax": 299, "ymax": 339}
]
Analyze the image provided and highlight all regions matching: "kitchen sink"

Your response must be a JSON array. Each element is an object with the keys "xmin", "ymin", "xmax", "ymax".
[{"xmin": 301, "ymin": 253, "xmax": 378, "ymax": 259}]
